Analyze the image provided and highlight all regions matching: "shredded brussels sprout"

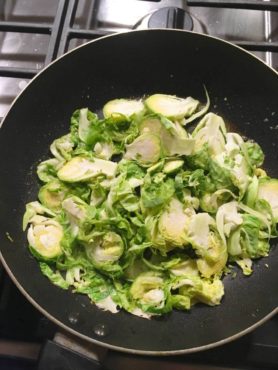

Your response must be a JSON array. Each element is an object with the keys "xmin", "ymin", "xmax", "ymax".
[{"xmin": 23, "ymin": 92, "xmax": 278, "ymax": 319}]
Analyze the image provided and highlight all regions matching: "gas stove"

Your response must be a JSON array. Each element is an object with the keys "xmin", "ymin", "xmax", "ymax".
[{"xmin": 0, "ymin": 1, "xmax": 278, "ymax": 369}]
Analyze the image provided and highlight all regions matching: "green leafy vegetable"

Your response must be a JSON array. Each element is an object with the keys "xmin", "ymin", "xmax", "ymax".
[
  {"xmin": 23, "ymin": 92, "xmax": 277, "ymax": 319},
  {"xmin": 103, "ymin": 98, "xmax": 144, "ymax": 119},
  {"xmin": 145, "ymin": 94, "xmax": 199, "ymax": 120},
  {"xmin": 57, "ymin": 156, "xmax": 117, "ymax": 182},
  {"xmin": 257, "ymin": 178, "xmax": 278, "ymax": 221},
  {"xmin": 27, "ymin": 216, "xmax": 64, "ymax": 261}
]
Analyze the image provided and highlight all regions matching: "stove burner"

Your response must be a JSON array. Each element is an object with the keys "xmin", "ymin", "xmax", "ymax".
[{"xmin": 147, "ymin": 7, "xmax": 193, "ymax": 31}]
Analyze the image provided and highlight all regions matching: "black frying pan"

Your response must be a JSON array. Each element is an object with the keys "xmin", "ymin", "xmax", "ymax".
[{"xmin": 0, "ymin": 30, "xmax": 277, "ymax": 355}]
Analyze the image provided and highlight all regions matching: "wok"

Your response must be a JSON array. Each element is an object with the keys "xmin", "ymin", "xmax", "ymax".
[{"xmin": 0, "ymin": 30, "xmax": 277, "ymax": 355}]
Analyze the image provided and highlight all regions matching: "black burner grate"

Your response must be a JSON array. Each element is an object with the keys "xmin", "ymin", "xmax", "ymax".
[{"xmin": 0, "ymin": 0, "xmax": 68, "ymax": 78}]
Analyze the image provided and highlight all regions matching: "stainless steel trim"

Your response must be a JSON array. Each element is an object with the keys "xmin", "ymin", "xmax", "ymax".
[
  {"xmin": 264, "ymin": 0, "xmax": 272, "ymax": 67},
  {"xmin": 54, "ymin": 331, "xmax": 108, "ymax": 362}
]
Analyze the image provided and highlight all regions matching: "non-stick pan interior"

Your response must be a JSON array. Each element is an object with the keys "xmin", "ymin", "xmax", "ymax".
[{"xmin": 0, "ymin": 30, "xmax": 277, "ymax": 354}]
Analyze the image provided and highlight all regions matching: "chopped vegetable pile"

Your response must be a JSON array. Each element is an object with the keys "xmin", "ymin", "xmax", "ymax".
[{"xmin": 23, "ymin": 93, "xmax": 278, "ymax": 318}]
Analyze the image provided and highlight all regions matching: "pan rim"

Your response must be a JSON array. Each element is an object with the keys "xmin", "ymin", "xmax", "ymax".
[{"xmin": 0, "ymin": 28, "xmax": 278, "ymax": 356}]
